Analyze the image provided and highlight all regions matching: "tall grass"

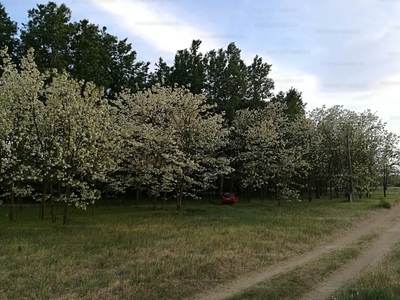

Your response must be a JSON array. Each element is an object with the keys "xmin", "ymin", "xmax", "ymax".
[{"xmin": 0, "ymin": 193, "xmax": 396, "ymax": 300}]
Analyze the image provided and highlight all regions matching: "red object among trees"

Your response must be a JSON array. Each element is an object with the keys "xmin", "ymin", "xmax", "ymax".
[{"xmin": 221, "ymin": 192, "xmax": 239, "ymax": 204}]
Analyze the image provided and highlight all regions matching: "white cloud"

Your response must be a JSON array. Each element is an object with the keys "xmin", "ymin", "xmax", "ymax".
[{"xmin": 87, "ymin": 0, "xmax": 220, "ymax": 54}]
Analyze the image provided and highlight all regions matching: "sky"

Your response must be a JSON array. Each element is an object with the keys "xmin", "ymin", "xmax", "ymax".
[{"xmin": 2, "ymin": 0, "xmax": 400, "ymax": 136}]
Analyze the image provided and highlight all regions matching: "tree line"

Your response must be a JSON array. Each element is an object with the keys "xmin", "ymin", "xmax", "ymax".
[{"xmin": 1, "ymin": 2, "xmax": 399, "ymax": 224}]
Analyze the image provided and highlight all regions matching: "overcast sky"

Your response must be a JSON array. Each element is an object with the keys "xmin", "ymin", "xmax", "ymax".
[{"xmin": 3, "ymin": 0, "xmax": 400, "ymax": 136}]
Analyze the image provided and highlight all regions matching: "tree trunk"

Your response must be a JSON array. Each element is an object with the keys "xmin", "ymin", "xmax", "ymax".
[
  {"xmin": 39, "ymin": 178, "xmax": 49, "ymax": 220},
  {"xmin": 383, "ymin": 170, "xmax": 388, "ymax": 197},
  {"xmin": 135, "ymin": 183, "xmax": 140, "ymax": 208},
  {"xmin": 276, "ymin": 187, "xmax": 281, "ymax": 206},
  {"xmin": 153, "ymin": 194, "xmax": 157, "ymax": 210},
  {"xmin": 63, "ymin": 185, "xmax": 71, "ymax": 225},
  {"xmin": 9, "ymin": 190, "xmax": 15, "ymax": 222},
  {"xmin": 162, "ymin": 192, "xmax": 166, "ymax": 210},
  {"xmin": 220, "ymin": 174, "xmax": 224, "ymax": 196},
  {"xmin": 63, "ymin": 202, "xmax": 68, "ymax": 225},
  {"xmin": 50, "ymin": 181, "xmax": 55, "ymax": 223},
  {"xmin": 177, "ymin": 181, "xmax": 184, "ymax": 210},
  {"xmin": 53, "ymin": 182, "xmax": 62, "ymax": 223},
  {"xmin": 18, "ymin": 180, "xmax": 23, "ymax": 212},
  {"xmin": 315, "ymin": 181, "xmax": 320, "ymax": 199},
  {"xmin": 105, "ymin": 187, "xmax": 109, "ymax": 207}
]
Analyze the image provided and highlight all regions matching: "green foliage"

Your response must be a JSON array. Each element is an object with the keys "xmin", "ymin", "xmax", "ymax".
[
  {"xmin": 0, "ymin": 1, "xmax": 399, "ymax": 216},
  {"xmin": 243, "ymin": 54, "xmax": 274, "ymax": 110},
  {"xmin": 271, "ymin": 87, "xmax": 306, "ymax": 121},
  {"xmin": 20, "ymin": 1, "xmax": 73, "ymax": 73},
  {"xmin": 0, "ymin": 3, "xmax": 19, "ymax": 65},
  {"xmin": 378, "ymin": 199, "xmax": 391, "ymax": 209},
  {"xmin": 170, "ymin": 39, "xmax": 205, "ymax": 95},
  {"xmin": 203, "ymin": 42, "xmax": 248, "ymax": 121}
]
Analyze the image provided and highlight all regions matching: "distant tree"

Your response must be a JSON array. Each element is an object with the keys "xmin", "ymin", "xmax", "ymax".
[
  {"xmin": 170, "ymin": 39, "xmax": 205, "ymax": 95},
  {"xmin": 271, "ymin": 87, "xmax": 306, "ymax": 121},
  {"xmin": 0, "ymin": 3, "xmax": 19, "ymax": 64},
  {"xmin": 69, "ymin": 20, "xmax": 113, "ymax": 89},
  {"xmin": 379, "ymin": 131, "xmax": 400, "ymax": 197},
  {"xmin": 243, "ymin": 54, "xmax": 274, "ymax": 110},
  {"xmin": 204, "ymin": 42, "xmax": 247, "ymax": 121},
  {"xmin": 20, "ymin": 1, "xmax": 73, "ymax": 73},
  {"xmin": 70, "ymin": 19, "xmax": 147, "ymax": 95},
  {"xmin": 149, "ymin": 57, "xmax": 172, "ymax": 87}
]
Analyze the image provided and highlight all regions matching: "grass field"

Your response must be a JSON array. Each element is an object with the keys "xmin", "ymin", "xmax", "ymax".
[
  {"xmin": 227, "ymin": 233, "xmax": 379, "ymax": 300},
  {"xmin": 0, "ymin": 190, "xmax": 398, "ymax": 300},
  {"xmin": 332, "ymin": 239, "xmax": 400, "ymax": 300}
]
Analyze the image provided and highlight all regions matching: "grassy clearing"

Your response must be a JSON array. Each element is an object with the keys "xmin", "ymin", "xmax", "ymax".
[
  {"xmin": 0, "ymin": 191, "xmax": 398, "ymax": 300},
  {"xmin": 332, "ymin": 240, "xmax": 400, "ymax": 300},
  {"xmin": 226, "ymin": 233, "xmax": 379, "ymax": 300}
]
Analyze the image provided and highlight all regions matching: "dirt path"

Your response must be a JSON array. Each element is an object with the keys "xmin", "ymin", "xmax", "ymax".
[
  {"xmin": 193, "ymin": 203, "xmax": 400, "ymax": 300},
  {"xmin": 302, "ymin": 213, "xmax": 400, "ymax": 300}
]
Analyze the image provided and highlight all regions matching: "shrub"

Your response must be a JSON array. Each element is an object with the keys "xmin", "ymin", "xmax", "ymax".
[{"xmin": 378, "ymin": 199, "xmax": 391, "ymax": 209}]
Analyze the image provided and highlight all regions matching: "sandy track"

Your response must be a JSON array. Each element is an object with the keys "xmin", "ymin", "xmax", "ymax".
[
  {"xmin": 302, "ymin": 213, "xmax": 400, "ymax": 300},
  {"xmin": 193, "ymin": 203, "xmax": 400, "ymax": 300}
]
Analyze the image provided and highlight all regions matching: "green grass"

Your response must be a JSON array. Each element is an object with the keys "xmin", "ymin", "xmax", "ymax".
[
  {"xmin": 332, "ymin": 240, "xmax": 400, "ymax": 300},
  {"xmin": 0, "ymin": 191, "xmax": 398, "ymax": 300}
]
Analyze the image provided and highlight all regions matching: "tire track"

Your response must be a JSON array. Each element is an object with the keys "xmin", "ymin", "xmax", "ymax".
[{"xmin": 193, "ymin": 204, "xmax": 400, "ymax": 300}]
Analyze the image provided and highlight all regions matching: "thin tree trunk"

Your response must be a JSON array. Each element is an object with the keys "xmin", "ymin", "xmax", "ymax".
[
  {"xmin": 276, "ymin": 187, "xmax": 281, "ymax": 207},
  {"xmin": 315, "ymin": 181, "xmax": 320, "ymax": 199},
  {"xmin": 18, "ymin": 180, "xmax": 23, "ymax": 212},
  {"xmin": 135, "ymin": 183, "xmax": 140, "ymax": 207},
  {"xmin": 39, "ymin": 178, "xmax": 49, "ymax": 220},
  {"xmin": 162, "ymin": 192, "xmax": 166, "ymax": 210},
  {"xmin": 260, "ymin": 185, "xmax": 264, "ymax": 203},
  {"xmin": 105, "ymin": 187, "xmax": 109, "ymax": 207},
  {"xmin": 50, "ymin": 180, "xmax": 55, "ymax": 223},
  {"xmin": 152, "ymin": 194, "xmax": 157, "ymax": 210},
  {"xmin": 220, "ymin": 174, "xmax": 224, "ymax": 196},
  {"xmin": 10, "ymin": 189, "xmax": 15, "ymax": 222},
  {"xmin": 63, "ymin": 185, "xmax": 71, "ymax": 225},
  {"xmin": 177, "ymin": 181, "xmax": 184, "ymax": 210}
]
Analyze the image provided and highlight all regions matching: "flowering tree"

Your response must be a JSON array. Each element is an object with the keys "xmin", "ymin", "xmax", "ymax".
[
  {"xmin": 232, "ymin": 102, "xmax": 310, "ymax": 204},
  {"xmin": 116, "ymin": 84, "xmax": 232, "ymax": 209},
  {"xmin": 0, "ymin": 48, "xmax": 41, "ymax": 221},
  {"xmin": 0, "ymin": 48, "xmax": 121, "ymax": 223}
]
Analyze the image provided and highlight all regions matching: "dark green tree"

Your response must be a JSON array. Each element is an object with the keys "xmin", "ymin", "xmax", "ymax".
[
  {"xmin": 271, "ymin": 87, "xmax": 306, "ymax": 121},
  {"xmin": 170, "ymin": 39, "xmax": 205, "ymax": 94},
  {"xmin": 0, "ymin": 3, "xmax": 19, "ymax": 63},
  {"xmin": 204, "ymin": 42, "xmax": 247, "ymax": 121},
  {"xmin": 70, "ymin": 20, "xmax": 149, "ymax": 96},
  {"xmin": 69, "ymin": 20, "xmax": 112, "ymax": 89},
  {"xmin": 149, "ymin": 57, "xmax": 172, "ymax": 87},
  {"xmin": 20, "ymin": 1, "xmax": 73, "ymax": 73},
  {"xmin": 243, "ymin": 54, "xmax": 274, "ymax": 110}
]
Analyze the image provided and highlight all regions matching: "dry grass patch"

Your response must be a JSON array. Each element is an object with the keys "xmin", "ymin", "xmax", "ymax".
[{"xmin": 0, "ymin": 193, "xmax": 397, "ymax": 299}]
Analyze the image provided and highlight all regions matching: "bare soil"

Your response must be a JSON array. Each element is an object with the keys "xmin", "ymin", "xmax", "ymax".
[{"xmin": 193, "ymin": 203, "xmax": 400, "ymax": 300}]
